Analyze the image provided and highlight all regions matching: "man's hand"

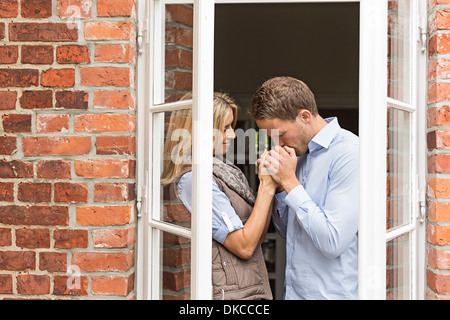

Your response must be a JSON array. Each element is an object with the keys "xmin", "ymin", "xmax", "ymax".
[{"xmin": 260, "ymin": 146, "xmax": 300, "ymax": 194}]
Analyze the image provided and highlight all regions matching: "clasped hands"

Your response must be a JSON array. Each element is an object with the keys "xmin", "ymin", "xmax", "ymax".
[{"xmin": 257, "ymin": 145, "xmax": 300, "ymax": 194}]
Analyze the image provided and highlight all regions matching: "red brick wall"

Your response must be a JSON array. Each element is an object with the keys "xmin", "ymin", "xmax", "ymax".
[
  {"xmin": 427, "ymin": 0, "xmax": 450, "ymax": 300},
  {"xmin": 0, "ymin": 0, "xmax": 136, "ymax": 299}
]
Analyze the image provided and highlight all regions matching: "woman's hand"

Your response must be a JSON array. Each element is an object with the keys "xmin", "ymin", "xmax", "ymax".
[{"xmin": 257, "ymin": 150, "xmax": 279, "ymax": 193}]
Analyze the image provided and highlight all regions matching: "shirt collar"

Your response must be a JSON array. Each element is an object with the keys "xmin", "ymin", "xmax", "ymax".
[{"xmin": 308, "ymin": 117, "xmax": 340, "ymax": 152}]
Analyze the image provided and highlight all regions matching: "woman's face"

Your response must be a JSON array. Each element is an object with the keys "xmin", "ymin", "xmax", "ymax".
[{"xmin": 215, "ymin": 110, "xmax": 236, "ymax": 156}]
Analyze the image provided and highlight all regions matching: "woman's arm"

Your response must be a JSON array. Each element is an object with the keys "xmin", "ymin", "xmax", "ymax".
[
  {"xmin": 222, "ymin": 163, "xmax": 277, "ymax": 260},
  {"xmin": 177, "ymin": 166, "xmax": 277, "ymax": 260}
]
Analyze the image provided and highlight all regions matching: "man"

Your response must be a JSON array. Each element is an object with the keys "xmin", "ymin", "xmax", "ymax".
[{"xmin": 252, "ymin": 76, "xmax": 359, "ymax": 300}]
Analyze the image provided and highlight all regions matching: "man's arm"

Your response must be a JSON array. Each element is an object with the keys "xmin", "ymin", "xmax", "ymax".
[
  {"xmin": 261, "ymin": 146, "xmax": 299, "ymax": 239},
  {"xmin": 264, "ymin": 144, "xmax": 359, "ymax": 258},
  {"xmin": 285, "ymin": 150, "xmax": 359, "ymax": 259},
  {"xmin": 270, "ymin": 192, "xmax": 288, "ymax": 239}
]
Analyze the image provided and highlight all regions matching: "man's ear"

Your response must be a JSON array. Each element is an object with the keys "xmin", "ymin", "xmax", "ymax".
[{"xmin": 297, "ymin": 109, "xmax": 312, "ymax": 123}]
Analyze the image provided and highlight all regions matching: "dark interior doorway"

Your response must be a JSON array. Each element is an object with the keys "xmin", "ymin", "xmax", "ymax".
[{"xmin": 214, "ymin": 2, "xmax": 360, "ymax": 299}]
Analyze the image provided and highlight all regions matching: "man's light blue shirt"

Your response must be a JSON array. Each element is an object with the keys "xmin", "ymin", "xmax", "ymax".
[{"xmin": 272, "ymin": 117, "xmax": 359, "ymax": 300}]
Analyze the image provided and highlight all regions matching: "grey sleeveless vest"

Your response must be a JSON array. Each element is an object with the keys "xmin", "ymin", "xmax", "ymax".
[{"xmin": 172, "ymin": 165, "xmax": 273, "ymax": 300}]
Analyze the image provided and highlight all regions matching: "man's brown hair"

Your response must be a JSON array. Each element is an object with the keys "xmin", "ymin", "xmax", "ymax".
[{"xmin": 250, "ymin": 76, "xmax": 318, "ymax": 120}]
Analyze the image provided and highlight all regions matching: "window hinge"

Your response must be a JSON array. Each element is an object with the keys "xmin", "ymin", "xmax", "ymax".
[
  {"xmin": 136, "ymin": 171, "xmax": 149, "ymax": 219},
  {"xmin": 137, "ymin": 18, "xmax": 148, "ymax": 55},
  {"xmin": 419, "ymin": 16, "xmax": 428, "ymax": 54},
  {"xmin": 417, "ymin": 190, "xmax": 426, "ymax": 223},
  {"xmin": 136, "ymin": 185, "xmax": 147, "ymax": 218}
]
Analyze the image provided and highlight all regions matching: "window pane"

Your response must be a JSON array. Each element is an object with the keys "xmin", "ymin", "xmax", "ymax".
[
  {"xmin": 388, "ymin": 0, "xmax": 411, "ymax": 103},
  {"xmin": 156, "ymin": 109, "xmax": 192, "ymax": 228},
  {"xmin": 386, "ymin": 233, "xmax": 411, "ymax": 300},
  {"xmin": 387, "ymin": 108, "xmax": 411, "ymax": 230},
  {"xmin": 164, "ymin": 3, "xmax": 193, "ymax": 104},
  {"xmin": 160, "ymin": 231, "xmax": 191, "ymax": 300}
]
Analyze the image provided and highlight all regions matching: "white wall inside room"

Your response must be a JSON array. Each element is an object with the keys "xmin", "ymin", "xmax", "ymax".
[{"xmin": 214, "ymin": 2, "xmax": 360, "ymax": 135}]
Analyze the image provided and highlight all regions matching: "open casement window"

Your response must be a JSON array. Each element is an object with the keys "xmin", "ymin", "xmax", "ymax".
[
  {"xmin": 137, "ymin": 0, "xmax": 214, "ymax": 300},
  {"xmin": 385, "ymin": 0, "xmax": 427, "ymax": 300},
  {"xmin": 136, "ymin": 0, "xmax": 427, "ymax": 300}
]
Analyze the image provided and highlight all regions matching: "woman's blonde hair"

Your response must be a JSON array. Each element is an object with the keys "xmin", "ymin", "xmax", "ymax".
[
  {"xmin": 160, "ymin": 92, "xmax": 238, "ymax": 186},
  {"xmin": 213, "ymin": 92, "xmax": 238, "ymax": 132}
]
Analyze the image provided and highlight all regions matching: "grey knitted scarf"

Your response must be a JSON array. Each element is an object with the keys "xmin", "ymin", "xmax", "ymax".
[{"xmin": 212, "ymin": 157, "xmax": 256, "ymax": 206}]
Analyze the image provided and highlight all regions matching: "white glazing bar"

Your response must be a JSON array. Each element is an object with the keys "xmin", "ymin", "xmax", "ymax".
[
  {"xmin": 386, "ymin": 224, "xmax": 416, "ymax": 242},
  {"xmin": 191, "ymin": 0, "xmax": 214, "ymax": 300},
  {"xmin": 387, "ymin": 97, "xmax": 416, "ymax": 113},
  {"xmin": 358, "ymin": 0, "xmax": 388, "ymax": 300},
  {"xmin": 148, "ymin": 220, "xmax": 192, "ymax": 239},
  {"xmin": 149, "ymin": 99, "xmax": 193, "ymax": 113}
]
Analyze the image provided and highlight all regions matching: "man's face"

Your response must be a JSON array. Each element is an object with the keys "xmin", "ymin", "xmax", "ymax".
[{"xmin": 255, "ymin": 116, "xmax": 311, "ymax": 156}]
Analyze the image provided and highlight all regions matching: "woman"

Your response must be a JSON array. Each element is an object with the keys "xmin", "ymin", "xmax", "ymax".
[{"xmin": 161, "ymin": 92, "xmax": 276, "ymax": 300}]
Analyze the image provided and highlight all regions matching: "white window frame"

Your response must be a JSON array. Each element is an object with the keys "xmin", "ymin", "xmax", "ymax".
[
  {"xmin": 135, "ymin": 0, "xmax": 427, "ymax": 300},
  {"xmin": 416, "ymin": 0, "xmax": 428, "ymax": 300}
]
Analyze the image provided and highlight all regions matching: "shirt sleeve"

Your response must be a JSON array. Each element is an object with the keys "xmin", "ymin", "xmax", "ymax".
[
  {"xmin": 284, "ymin": 150, "xmax": 359, "ymax": 259},
  {"xmin": 271, "ymin": 191, "xmax": 288, "ymax": 239},
  {"xmin": 177, "ymin": 172, "xmax": 244, "ymax": 244}
]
